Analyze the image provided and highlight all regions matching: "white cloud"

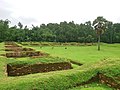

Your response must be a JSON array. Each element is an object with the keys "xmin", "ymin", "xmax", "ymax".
[{"xmin": 1, "ymin": 0, "xmax": 120, "ymax": 27}]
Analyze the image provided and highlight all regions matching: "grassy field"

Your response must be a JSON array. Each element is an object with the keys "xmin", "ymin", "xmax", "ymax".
[
  {"xmin": 7, "ymin": 56, "xmax": 69, "ymax": 65},
  {"xmin": 0, "ymin": 57, "xmax": 120, "ymax": 90},
  {"xmin": 0, "ymin": 42, "xmax": 5, "ymax": 54},
  {"xmin": 29, "ymin": 43, "xmax": 120, "ymax": 64},
  {"xmin": 0, "ymin": 42, "xmax": 120, "ymax": 90},
  {"xmin": 0, "ymin": 42, "xmax": 6, "ymax": 78},
  {"xmin": 69, "ymin": 83, "xmax": 112, "ymax": 90}
]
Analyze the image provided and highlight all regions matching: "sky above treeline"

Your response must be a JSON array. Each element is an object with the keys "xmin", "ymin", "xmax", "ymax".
[{"xmin": 0, "ymin": 0, "xmax": 120, "ymax": 27}]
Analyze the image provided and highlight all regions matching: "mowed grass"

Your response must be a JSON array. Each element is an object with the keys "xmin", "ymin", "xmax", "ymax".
[
  {"xmin": 0, "ymin": 42, "xmax": 5, "ymax": 54},
  {"xmin": 0, "ymin": 57, "xmax": 120, "ymax": 90},
  {"xmin": 0, "ymin": 42, "xmax": 120, "ymax": 90},
  {"xmin": 69, "ymin": 83, "xmax": 112, "ymax": 90},
  {"xmin": 29, "ymin": 43, "xmax": 120, "ymax": 64},
  {"xmin": 7, "ymin": 56, "xmax": 69, "ymax": 65},
  {"xmin": 0, "ymin": 57, "xmax": 7, "ymax": 78},
  {"xmin": 0, "ymin": 43, "xmax": 6, "ymax": 78}
]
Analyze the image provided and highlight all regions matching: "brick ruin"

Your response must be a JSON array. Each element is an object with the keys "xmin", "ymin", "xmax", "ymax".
[
  {"xmin": 7, "ymin": 62, "xmax": 72, "ymax": 76},
  {"xmin": 4, "ymin": 42, "xmax": 48, "ymax": 58}
]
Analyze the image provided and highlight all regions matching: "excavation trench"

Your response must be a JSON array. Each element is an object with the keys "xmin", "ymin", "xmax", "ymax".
[
  {"xmin": 7, "ymin": 62, "xmax": 72, "ymax": 76},
  {"xmin": 70, "ymin": 60, "xmax": 83, "ymax": 66}
]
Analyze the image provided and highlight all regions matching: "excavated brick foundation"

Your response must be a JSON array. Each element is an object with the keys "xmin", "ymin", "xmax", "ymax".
[
  {"xmin": 98, "ymin": 73, "xmax": 120, "ymax": 89},
  {"xmin": 5, "ymin": 51, "xmax": 48, "ymax": 58},
  {"xmin": 4, "ymin": 42, "xmax": 49, "ymax": 58},
  {"xmin": 7, "ymin": 62, "xmax": 72, "ymax": 76}
]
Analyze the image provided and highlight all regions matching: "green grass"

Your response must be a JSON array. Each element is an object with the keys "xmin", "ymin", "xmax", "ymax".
[
  {"xmin": 0, "ymin": 43, "xmax": 6, "ymax": 78},
  {"xmin": 0, "ymin": 42, "xmax": 5, "ymax": 54},
  {"xmin": 0, "ymin": 57, "xmax": 7, "ymax": 78},
  {"xmin": 71, "ymin": 63, "xmax": 79, "ymax": 68},
  {"xmin": 0, "ymin": 42, "xmax": 120, "ymax": 90},
  {"xmin": 7, "ymin": 56, "xmax": 69, "ymax": 65},
  {"xmin": 69, "ymin": 83, "xmax": 113, "ymax": 90},
  {"xmin": 29, "ymin": 43, "xmax": 120, "ymax": 64},
  {"xmin": 0, "ymin": 57, "xmax": 120, "ymax": 90}
]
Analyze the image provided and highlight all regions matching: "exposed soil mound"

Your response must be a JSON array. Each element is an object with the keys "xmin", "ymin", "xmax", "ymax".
[
  {"xmin": 22, "ymin": 48, "xmax": 35, "ymax": 51},
  {"xmin": 6, "ymin": 51, "xmax": 48, "ymax": 58},
  {"xmin": 5, "ymin": 47, "xmax": 23, "ymax": 51},
  {"xmin": 5, "ymin": 47, "xmax": 35, "ymax": 52},
  {"xmin": 7, "ymin": 62, "xmax": 72, "ymax": 76},
  {"xmin": 5, "ymin": 45, "xmax": 22, "ymax": 48},
  {"xmin": 98, "ymin": 73, "xmax": 120, "ymax": 89},
  {"xmin": 5, "ymin": 42, "xmax": 48, "ymax": 58}
]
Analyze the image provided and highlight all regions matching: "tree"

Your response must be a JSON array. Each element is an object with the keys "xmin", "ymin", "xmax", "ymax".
[
  {"xmin": 106, "ymin": 22, "xmax": 114, "ymax": 43},
  {"xmin": 0, "ymin": 19, "xmax": 10, "ymax": 41},
  {"xmin": 92, "ymin": 16, "xmax": 108, "ymax": 51},
  {"xmin": 1, "ymin": 18, "xmax": 120, "ymax": 43},
  {"xmin": 18, "ymin": 22, "xmax": 23, "ymax": 29}
]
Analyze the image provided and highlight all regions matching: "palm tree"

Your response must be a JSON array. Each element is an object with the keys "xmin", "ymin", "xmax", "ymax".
[
  {"xmin": 18, "ymin": 22, "xmax": 23, "ymax": 29},
  {"xmin": 93, "ymin": 16, "xmax": 108, "ymax": 51}
]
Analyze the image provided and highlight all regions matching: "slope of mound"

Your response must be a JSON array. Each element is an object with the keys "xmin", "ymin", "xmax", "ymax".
[
  {"xmin": 0, "ymin": 58, "xmax": 120, "ymax": 90},
  {"xmin": 6, "ymin": 57, "xmax": 72, "ymax": 76}
]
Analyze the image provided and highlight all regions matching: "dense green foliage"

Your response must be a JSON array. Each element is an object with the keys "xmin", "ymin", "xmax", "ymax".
[
  {"xmin": 0, "ymin": 16, "xmax": 120, "ymax": 43},
  {"xmin": 93, "ymin": 16, "xmax": 108, "ymax": 51}
]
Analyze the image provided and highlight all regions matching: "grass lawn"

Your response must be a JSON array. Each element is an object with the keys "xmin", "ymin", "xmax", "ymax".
[
  {"xmin": 7, "ymin": 56, "xmax": 69, "ymax": 65},
  {"xmin": 0, "ymin": 57, "xmax": 120, "ymax": 90},
  {"xmin": 0, "ymin": 42, "xmax": 5, "ymax": 54},
  {"xmin": 29, "ymin": 43, "xmax": 120, "ymax": 64},
  {"xmin": 0, "ymin": 42, "xmax": 120, "ymax": 90},
  {"xmin": 69, "ymin": 83, "xmax": 113, "ymax": 90}
]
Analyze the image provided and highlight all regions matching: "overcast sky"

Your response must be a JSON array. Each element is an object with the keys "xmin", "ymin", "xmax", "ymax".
[{"xmin": 0, "ymin": 0, "xmax": 120, "ymax": 27}]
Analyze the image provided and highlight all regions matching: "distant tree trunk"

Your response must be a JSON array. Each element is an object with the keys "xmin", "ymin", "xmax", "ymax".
[
  {"xmin": 98, "ymin": 35, "xmax": 101, "ymax": 51},
  {"xmin": 110, "ymin": 29, "xmax": 114, "ymax": 44},
  {"xmin": 110, "ymin": 32, "xmax": 112, "ymax": 44}
]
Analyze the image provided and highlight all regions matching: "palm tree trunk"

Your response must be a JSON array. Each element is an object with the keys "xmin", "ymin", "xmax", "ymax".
[{"xmin": 98, "ymin": 35, "xmax": 100, "ymax": 51}]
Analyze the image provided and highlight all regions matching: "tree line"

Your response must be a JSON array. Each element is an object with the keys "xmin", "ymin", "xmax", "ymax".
[{"xmin": 0, "ymin": 17, "xmax": 120, "ymax": 43}]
